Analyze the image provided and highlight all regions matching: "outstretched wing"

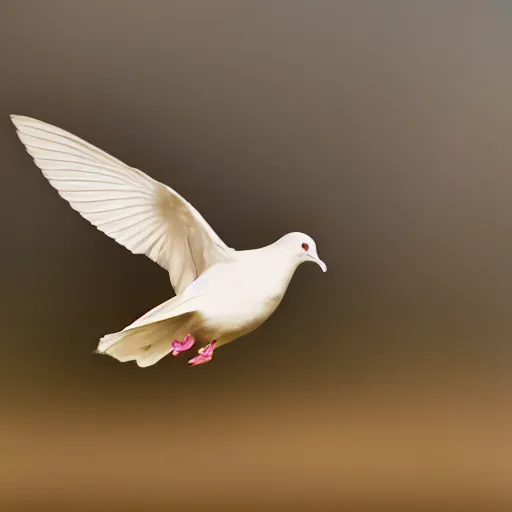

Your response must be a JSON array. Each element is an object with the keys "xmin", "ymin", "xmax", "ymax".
[{"xmin": 11, "ymin": 115, "xmax": 234, "ymax": 294}]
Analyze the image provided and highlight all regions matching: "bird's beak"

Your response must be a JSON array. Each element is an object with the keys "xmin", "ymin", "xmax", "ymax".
[{"xmin": 316, "ymin": 258, "xmax": 327, "ymax": 273}]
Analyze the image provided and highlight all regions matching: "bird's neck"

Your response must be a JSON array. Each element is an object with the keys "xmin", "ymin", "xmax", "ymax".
[
  {"xmin": 267, "ymin": 248, "xmax": 301, "ymax": 297},
  {"xmin": 238, "ymin": 245, "xmax": 300, "ymax": 296}
]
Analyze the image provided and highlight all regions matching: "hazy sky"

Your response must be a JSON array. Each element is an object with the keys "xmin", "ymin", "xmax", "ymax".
[{"xmin": 1, "ymin": 2, "xmax": 511, "ymax": 509}]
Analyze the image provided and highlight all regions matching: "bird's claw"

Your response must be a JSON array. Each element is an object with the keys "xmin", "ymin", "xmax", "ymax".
[
  {"xmin": 188, "ymin": 341, "xmax": 216, "ymax": 366},
  {"xmin": 171, "ymin": 334, "xmax": 195, "ymax": 356}
]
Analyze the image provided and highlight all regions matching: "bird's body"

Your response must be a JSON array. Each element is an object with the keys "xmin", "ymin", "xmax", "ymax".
[
  {"xmin": 11, "ymin": 114, "xmax": 326, "ymax": 367},
  {"xmin": 98, "ymin": 238, "xmax": 304, "ymax": 366},
  {"xmin": 192, "ymin": 247, "xmax": 296, "ymax": 334}
]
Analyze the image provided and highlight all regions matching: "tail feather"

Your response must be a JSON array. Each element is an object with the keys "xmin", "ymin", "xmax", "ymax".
[
  {"xmin": 96, "ymin": 324, "xmax": 161, "ymax": 355},
  {"xmin": 135, "ymin": 338, "xmax": 175, "ymax": 367},
  {"xmin": 96, "ymin": 295, "xmax": 200, "ymax": 367},
  {"xmin": 96, "ymin": 315, "xmax": 193, "ymax": 367},
  {"xmin": 96, "ymin": 294, "xmax": 199, "ymax": 367}
]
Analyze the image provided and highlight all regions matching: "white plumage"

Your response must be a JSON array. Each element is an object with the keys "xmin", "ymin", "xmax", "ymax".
[{"xmin": 11, "ymin": 115, "xmax": 326, "ymax": 367}]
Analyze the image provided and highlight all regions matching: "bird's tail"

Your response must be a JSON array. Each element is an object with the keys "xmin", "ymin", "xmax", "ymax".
[{"xmin": 95, "ymin": 295, "xmax": 198, "ymax": 367}]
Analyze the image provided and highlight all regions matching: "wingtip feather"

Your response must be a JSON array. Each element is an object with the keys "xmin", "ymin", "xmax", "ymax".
[
  {"xmin": 10, "ymin": 114, "xmax": 29, "ymax": 126},
  {"xmin": 10, "ymin": 114, "xmax": 39, "ymax": 133}
]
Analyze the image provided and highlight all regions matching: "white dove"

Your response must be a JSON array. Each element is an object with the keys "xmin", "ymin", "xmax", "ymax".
[{"xmin": 11, "ymin": 115, "xmax": 326, "ymax": 367}]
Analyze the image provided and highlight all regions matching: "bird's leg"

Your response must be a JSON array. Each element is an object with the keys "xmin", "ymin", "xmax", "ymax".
[
  {"xmin": 188, "ymin": 341, "xmax": 217, "ymax": 366},
  {"xmin": 171, "ymin": 333, "xmax": 195, "ymax": 356}
]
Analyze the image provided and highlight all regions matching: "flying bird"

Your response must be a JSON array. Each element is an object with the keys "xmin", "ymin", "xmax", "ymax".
[{"xmin": 10, "ymin": 115, "xmax": 326, "ymax": 367}]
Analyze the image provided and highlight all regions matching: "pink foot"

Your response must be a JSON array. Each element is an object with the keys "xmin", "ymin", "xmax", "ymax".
[
  {"xmin": 188, "ymin": 341, "xmax": 217, "ymax": 367},
  {"xmin": 171, "ymin": 334, "xmax": 195, "ymax": 356}
]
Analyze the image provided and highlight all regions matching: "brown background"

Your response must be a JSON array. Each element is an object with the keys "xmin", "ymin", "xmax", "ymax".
[{"xmin": 1, "ymin": 1, "xmax": 511, "ymax": 510}]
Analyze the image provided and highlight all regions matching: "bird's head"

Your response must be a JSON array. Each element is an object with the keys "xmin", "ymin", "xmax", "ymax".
[{"xmin": 278, "ymin": 232, "xmax": 327, "ymax": 273}]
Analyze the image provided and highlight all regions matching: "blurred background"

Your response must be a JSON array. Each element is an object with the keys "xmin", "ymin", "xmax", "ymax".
[{"xmin": 1, "ymin": 1, "xmax": 512, "ymax": 510}]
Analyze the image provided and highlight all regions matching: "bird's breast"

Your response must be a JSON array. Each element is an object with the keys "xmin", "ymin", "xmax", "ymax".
[{"xmin": 196, "ymin": 264, "xmax": 287, "ymax": 340}]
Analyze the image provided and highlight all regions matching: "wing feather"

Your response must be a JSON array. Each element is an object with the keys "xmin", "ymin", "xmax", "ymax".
[{"xmin": 11, "ymin": 115, "xmax": 234, "ymax": 293}]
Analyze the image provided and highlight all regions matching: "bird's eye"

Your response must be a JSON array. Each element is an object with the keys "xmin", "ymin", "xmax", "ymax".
[{"xmin": 302, "ymin": 243, "xmax": 309, "ymax": 252}]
